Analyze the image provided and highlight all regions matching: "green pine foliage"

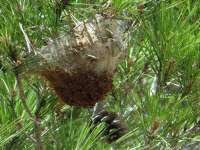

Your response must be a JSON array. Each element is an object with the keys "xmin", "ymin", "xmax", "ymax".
[{"xmin": 0, "ymin": 0, "xmax": 200, "ymax": 149}]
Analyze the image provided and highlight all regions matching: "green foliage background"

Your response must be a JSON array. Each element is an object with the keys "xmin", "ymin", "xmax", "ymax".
[{"xmin": 0, "ymin": 0, "xmax": 200, "ymax": 149}]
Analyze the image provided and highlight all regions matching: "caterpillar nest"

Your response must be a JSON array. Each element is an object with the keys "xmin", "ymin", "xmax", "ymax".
[{"xmin": 19, "ymin": 14, "xmax": 128, "ymax": 107}]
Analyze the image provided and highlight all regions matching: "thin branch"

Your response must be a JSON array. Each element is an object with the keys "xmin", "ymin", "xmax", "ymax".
[
  {"xmin": 34, "ymin": 117, "xmax": 43, "ymax": 150},
  {"xmin": 15, "ymin": 73, "xmax": 43, "ymax": 150},
  {"xmin": 34, "ymin": 85, "xmax": 44, "ymax": 150},
  {"xmin": 15, "ymin": 73, "xmax": 33, "ymax": 118}
]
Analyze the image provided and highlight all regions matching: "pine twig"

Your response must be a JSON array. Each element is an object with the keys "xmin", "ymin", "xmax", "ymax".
[
  {"xmin": 34, "ymin": 117, "xmax": 43, "ymax": 150},
  {"xmin": 15, "ymin": 73, "xmax": 43, "ymax": 150},
  {"xmin": 16, "ymin": 73, "xmax": 33, "ymax": 118}
]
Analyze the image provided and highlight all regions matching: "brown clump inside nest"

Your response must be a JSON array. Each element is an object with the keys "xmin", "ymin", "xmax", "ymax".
[{"xmin": 41, "ymin": 69, "xmax": 113, "ymax": 107}]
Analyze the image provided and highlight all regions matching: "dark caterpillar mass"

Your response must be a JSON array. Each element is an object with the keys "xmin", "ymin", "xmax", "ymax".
[
  {"xmin": 92, "ymin": 111, "xmax": 128, "ymax": 143},
  {"xmin": 41, "ymin": 70, "xmax": 113, "ymax": 107}
]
